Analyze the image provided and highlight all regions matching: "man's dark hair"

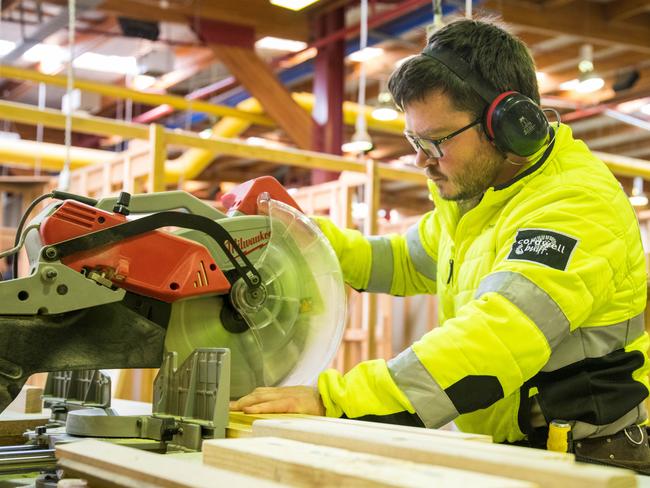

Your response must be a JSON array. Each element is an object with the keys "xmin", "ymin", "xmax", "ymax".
[{"xmin": 388, "ymin": 17, "xmax": 540, "ymax": 119}]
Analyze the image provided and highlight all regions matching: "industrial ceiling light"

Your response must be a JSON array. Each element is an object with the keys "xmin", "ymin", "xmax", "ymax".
[
  {"xmin": 0, "ymin": 40, "xmax": 16, "ymax": 56},
  {"xmin": 255, "ymin": 36, "xmax": 308, "ymax": 52},
  {"xmin": 576, "ymin": 44, "xmax": 604, "ymax": 93},
  {"xmin": 76, "ymin": 52, "xmax": 139, "ymax": 75},
  {"xmin": 270, "ymin": 0, "xmax": 319, "ymax": 11},
  {"xmin": 348, "ymin": 47, "xmax": 383, "ymax": 63},
  {"xmin": 629, "ymin": 176, "xmax": 649, "ymax": 207},
  {"xmin": 371, "ymin": 89, "xmax": 398, "ymax": 121},
  {"xmin": 341, "ymin": 128, "xmax": 373, "ymax": 153},
  {"xmin": 131, "ymin": 74, "xmax": 156, "ymax": 91}
]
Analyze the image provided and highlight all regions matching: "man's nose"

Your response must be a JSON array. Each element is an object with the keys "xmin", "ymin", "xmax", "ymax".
[{"xmin": 414, "ymin": 148, "xmax": 436, "ymax": 168}]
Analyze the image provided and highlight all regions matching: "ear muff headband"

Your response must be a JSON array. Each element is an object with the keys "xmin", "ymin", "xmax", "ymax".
[
  {"xmin": 420, "ymin": 45, "xmax": 549, "ymax": 157},
  {"xmin": 420, "ymin": 45, "xmax": 498, "ymax": 104}
]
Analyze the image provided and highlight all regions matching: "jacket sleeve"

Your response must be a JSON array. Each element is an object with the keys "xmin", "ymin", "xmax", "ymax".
[
  {"xmin": 312, "ymin": 212, "xmax": 439, "ymax": 296},
  {"xmin": 318, "ymin": 186, "xmax": 643, "ymax": 428}
]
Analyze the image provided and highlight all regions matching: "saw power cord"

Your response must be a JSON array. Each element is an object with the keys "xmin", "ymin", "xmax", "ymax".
[
  {"xmin": 8, "ymin": 191, "xmax": 98, "ymax": 279},
  {"xmin": 8, "ymin": 193, "xmax": 53, "ymax": 279},
  {"xmin": 1, "ymin": 224, "xmax": 41, "ymax": 263}
]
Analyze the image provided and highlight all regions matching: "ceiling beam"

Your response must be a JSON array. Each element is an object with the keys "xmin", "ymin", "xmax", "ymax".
[
  {"xmin": 541, "ymin": 61, "xmax": 650, "ymax": 102},
  {"xmin": 543, "ymin": 0, "xmax": 578, "ymax": 6},
  {"xmin": 606, "ymin": 0, "xmax": 650, "ymax": 22},
  {"xmin": 213, "ymin": 46, "xmax": 315, "ymax": 150},
  {"xmin": 0, "ymin": 0, "xmax": 22, "ymax": 13},
  {"xmin": 534, "ymin": 45, "xmax": 626, "ymax": 74},
  {"xmin": 528, "ymin": 35, "xmax": 580, "ymax": 56},
  {"xmin": 540, "ymin": 51, "xmax": 649, "ymax": 86},
  {"xmin": 201, "ymin": 18, "xmax": 316, "ymax": 151},
  {"xmin": 46, "ymin": 0, "xmax": 310, "ymax": 41},
  {"xmin": 483, "ymin": 0, "xmax": 650, "ymax": 53}
]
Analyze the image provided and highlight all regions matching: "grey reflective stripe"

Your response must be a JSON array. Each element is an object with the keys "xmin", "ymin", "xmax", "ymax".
[
  {"xmin": 475, "ymin": 271, "xmax": 569, "ymax": 350},
  {"xmin": 406, "ymin": 223, "xmax": 437, "ymax": 282},
  {"xmin": 387, "ymin": 347, "xmax": 459, "ymax": 428},
  {"xmin": 572, "ymin": 402, "xmax": 647, "ymax": 440},
  {"xmin": 366, "ymin": 236, "xmax": 394, "ymax": 293},
  {"xmin": 542, "ymin": 313, "xmax": 645, "ymax": 372}
]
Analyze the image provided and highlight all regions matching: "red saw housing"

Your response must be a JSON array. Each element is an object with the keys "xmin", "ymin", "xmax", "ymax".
[{"xmin": 40, "ymin": 201, "xmax": 230, "ymax": 303}]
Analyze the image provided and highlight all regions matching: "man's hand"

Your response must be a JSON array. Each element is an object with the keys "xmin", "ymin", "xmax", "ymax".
[{"xmin": 229, "ymin": 386, "xmax": 325, "ymax": 416}]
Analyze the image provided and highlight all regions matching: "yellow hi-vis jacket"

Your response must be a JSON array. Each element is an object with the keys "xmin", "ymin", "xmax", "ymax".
[{"xmin": 315, "ymin": 123, "xmax": 649, "ymax": 443}]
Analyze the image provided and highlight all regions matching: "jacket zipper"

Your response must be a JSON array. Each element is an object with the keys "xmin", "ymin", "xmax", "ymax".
[{"xmin": 447, "ymin": 258, "xmax": 454, "ymax": 285}]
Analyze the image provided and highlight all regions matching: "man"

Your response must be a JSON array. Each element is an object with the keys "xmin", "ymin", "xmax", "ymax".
[{"xmin": 230, "ymin": 17, "xmax": 650, "ymax": 471}]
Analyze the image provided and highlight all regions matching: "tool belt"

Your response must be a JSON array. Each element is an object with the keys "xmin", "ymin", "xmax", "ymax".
[
  {"xmin": 573, "ymin": 425, "xmax": 650, "ymax": 475},
  {"xmin": 513, "ymin": 424, "xmax": 650, "ymax": 474}
]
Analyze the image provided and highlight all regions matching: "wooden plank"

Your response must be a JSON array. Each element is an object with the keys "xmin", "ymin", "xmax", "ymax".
[
  {"xmin": 299, "ymin": 415, "xmax": 492, "ymax": 442},
  {"xmin": 55, "ymin": 439, "xmax": 281, "ymax": 488},
  {"xmin": 5, "ymin": 386, "xmax": 42, "ymax": 414},
  {"xmin": 252, "ymin": 419, "xmax": 635, "ymax": 488},
  {"xmin": 228, "ymin": 412, "xmax": 305, "ymax": 428},
  {"xmin": 203, "ymin": 436, "xmax": 534, "ymax": 488},
  {"xmin": 226, "ymin": 421, "xmax": 254, "ymax": 439},
  {"xmin": 228, "ymin": 412, "xmax": 492, "ymax": 442},
  {"xmin": 0, "ymin": 409, "xmax": 50, "ymax": 445}
]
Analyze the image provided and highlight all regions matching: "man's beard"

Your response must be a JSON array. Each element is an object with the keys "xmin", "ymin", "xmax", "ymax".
[{"xmin": 440, "ymin": 147, "xmax": 505, "ymax": 202}]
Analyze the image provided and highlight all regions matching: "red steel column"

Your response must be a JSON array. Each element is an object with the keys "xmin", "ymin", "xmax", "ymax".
[{"xmin": 311, "ymin": 6, "xmax": 345, "ymax": 184}]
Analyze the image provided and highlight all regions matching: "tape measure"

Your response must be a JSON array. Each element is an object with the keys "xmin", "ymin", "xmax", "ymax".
[{"xmin": 547, "ymin": 419, "xmax": 573, "ymax": 452}]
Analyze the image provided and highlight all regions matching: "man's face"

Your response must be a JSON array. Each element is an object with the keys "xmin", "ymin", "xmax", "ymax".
[{"xmin": 404, "ymin": 90, "xmax": 507, "ymax": 201}]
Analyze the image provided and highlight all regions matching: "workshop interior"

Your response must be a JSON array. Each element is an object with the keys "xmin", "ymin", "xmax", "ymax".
[{"xmin": 1, "ymin": 0, "xmax": 650, "ymax": 486}]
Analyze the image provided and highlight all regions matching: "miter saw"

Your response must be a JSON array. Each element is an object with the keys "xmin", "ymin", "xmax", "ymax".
[{"xmin": 0, "ymin": 176, "xmax": 346, "ymax": 454}]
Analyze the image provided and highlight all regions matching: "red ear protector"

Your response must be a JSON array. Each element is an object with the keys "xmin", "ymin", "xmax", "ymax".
[{"xmin": 421, "ymin": 45, "xmax": 550, "ymax": 157}]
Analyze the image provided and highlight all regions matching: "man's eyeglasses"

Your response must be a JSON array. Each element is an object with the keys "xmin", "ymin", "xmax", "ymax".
[{"xmin": 404, "ymin": 118, "xmax": 482, "ymax": 159}]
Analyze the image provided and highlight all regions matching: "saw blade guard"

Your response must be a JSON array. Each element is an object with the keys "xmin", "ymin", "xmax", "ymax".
[{"xmin": 164, "ymin": 196, "xmax": 346, "ymax": 398}]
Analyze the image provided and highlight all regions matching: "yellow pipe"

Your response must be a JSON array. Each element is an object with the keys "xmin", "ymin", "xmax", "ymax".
[
  {"xmin": 0, "ymin": 139, "xmax": 118, "ymax": 170},
  {"xmin": 0, "ymin": 64, "xmax": 276, "ymax": 127},
  {"xmin": 291, "ymin": 92, "xmax": 406, "ymax": 136},
  {"xmin": 165, "ymin": 98, "xmax": 261, "ymax": 184}
]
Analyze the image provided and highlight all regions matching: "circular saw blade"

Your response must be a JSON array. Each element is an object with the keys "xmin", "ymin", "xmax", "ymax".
[{"xmin": 165, "ymin": 197, "xmax": 346, "ymax": 399}]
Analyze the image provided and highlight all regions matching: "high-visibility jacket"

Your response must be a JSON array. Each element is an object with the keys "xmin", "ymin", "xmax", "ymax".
[{"xmin": 315, "ymin": 123, "xmax": 649, "ymax": 443}]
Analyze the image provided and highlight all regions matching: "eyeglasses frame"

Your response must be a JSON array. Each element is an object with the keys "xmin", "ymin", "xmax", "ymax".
[{"xmin": 404, "ymin": 117, "xmax": 482, "ymax": 159}]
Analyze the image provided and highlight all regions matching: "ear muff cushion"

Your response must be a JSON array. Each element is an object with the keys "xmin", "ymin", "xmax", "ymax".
[
  {"xmin": 488, "ymin": 93, "xmax": 550, "ymax": 157},
  {"xmin": 485, "ymin": 91, "xmax": 517, "ymax": 140}
]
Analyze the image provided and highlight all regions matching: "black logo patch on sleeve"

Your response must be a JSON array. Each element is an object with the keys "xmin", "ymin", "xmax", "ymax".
[{"xmin": 506, "ymin": 228, "xmax": 578, "ymax": 271}]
